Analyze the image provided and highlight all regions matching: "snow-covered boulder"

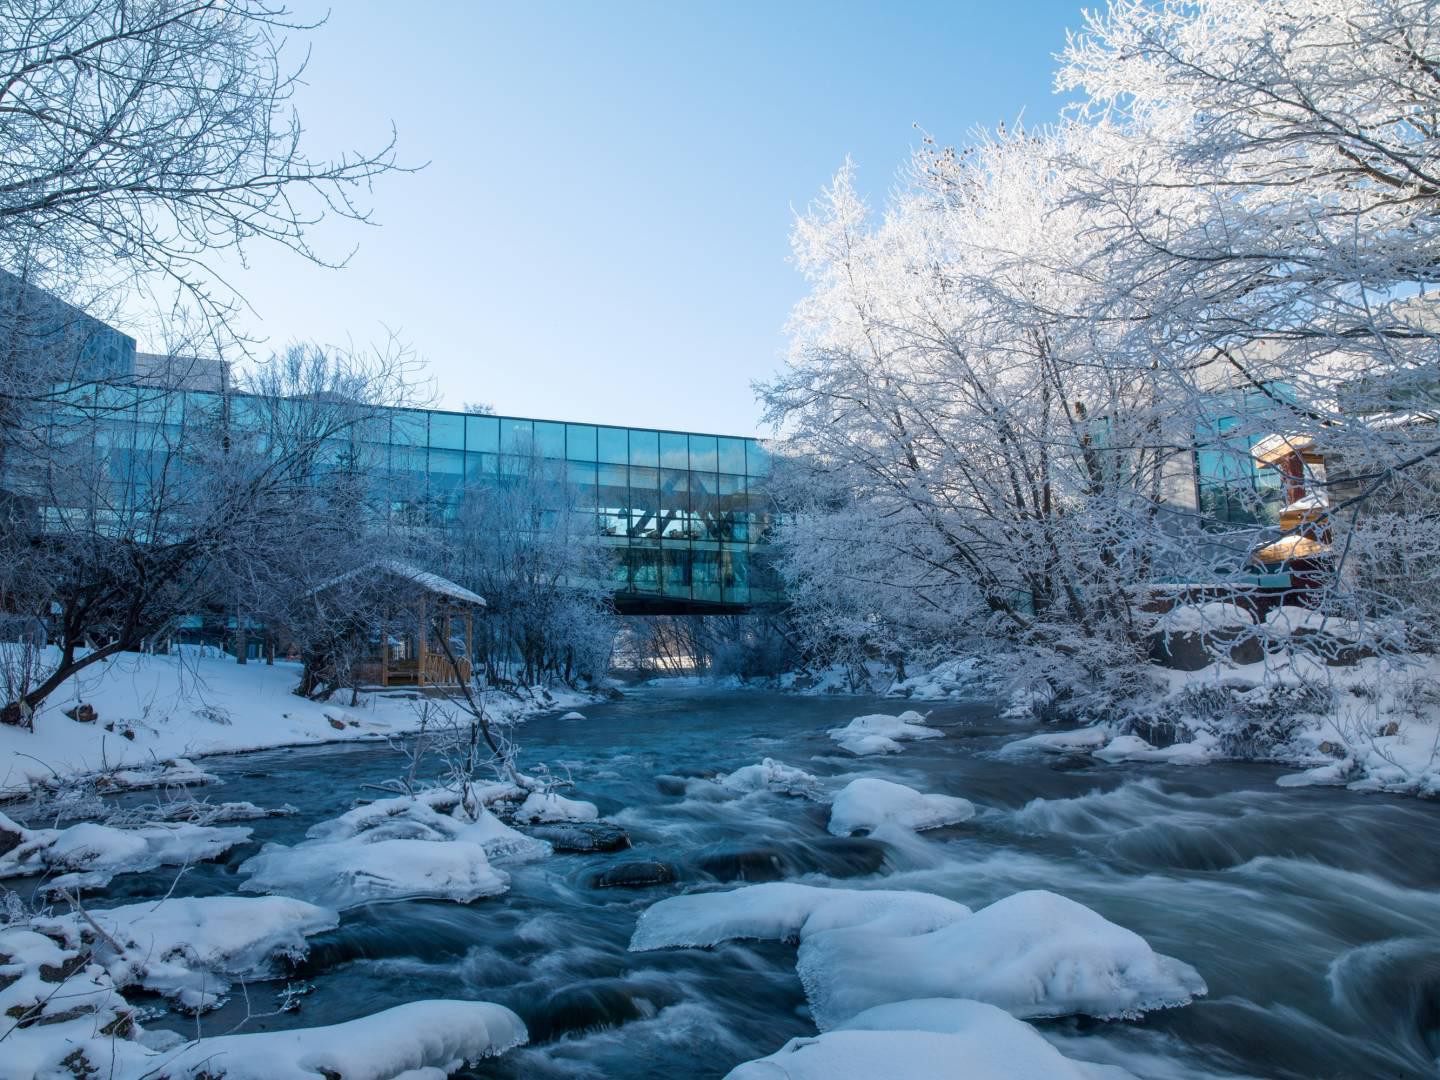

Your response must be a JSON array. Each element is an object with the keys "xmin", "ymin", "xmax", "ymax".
[
  {"xmin": 241, "ymin": 836, "xmax": 509, "ymax": 910},
  {"xmin": 827, "ymin": 778, "xmax": 974, "ymax": 836},
  {"xmin": 727, "ymin": 998, "xmax": 1136, "ymax": 1079},
  {"xmin": 37, "ymin": 896, "xmax": 337, "ymax": 1011},
  {"xmin": 828, "ymin": 712, "xmax": 942, "ymax": 756},
  {"xmin": 559, "ymin": 711, "xmax": 587, "ymax": 720},
  {"xmin": 0, "ymin": 810, "xmax": 251, "ymax": 892},
  {"xmin": 632, "ymin": 884, "xmax": 1205, "ymax": 1029},
  {"xmin": 306, "ymin": 790, "xmax": 548, "ymax": 862},
  {"xmin": 91, "ymin": 757, "xmax": 220, "ymax": 792},
  {"xmin": 716, "ymin": 758, "xmax": 824, "ymax": 800},
  {"xmin": 1093, "ymin": 733, "xmax": 1216, "ymax": 766},
  {"xmin": 144, "ymin": 999, "xmax": 528, "ymax": 1079},
  {"xmin": 1000, "ymin": 726, "xmax": 1112, "ymax": 756},
  {"xmin": 512, "ymin": 790, "xmax": 600, "ymax": 824}
]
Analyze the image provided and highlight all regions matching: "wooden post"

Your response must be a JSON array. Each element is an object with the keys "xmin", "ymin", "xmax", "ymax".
[
  {"xmin": 379, "ymin": 617, "xmax": 388, "ymax": 687},
  {"xmin": 465, "ymin": 610, "xmax": 473, "ymax": 683},
  {"xmin": 416, "ymin": 593, "xmax": 428, "ymax": 688}
]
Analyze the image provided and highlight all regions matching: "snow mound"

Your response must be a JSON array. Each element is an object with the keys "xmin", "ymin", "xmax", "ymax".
[
  {"xmin": 1093, "ymin": 733, "xmax": 1216, "ymax": 766},
  {"xmin": 513, "ymin": 790, "xmax": 599, "ymax": 824},
  {"xmin": 87, "ymin": 757, "xmax": 220, "ymax": 792},
  {"xmin": 827, "ymin": 778, "xmax": 975, "ymax": 836},
  {"xmin": 1154, "ymin": 602, "xmax": 1253, "ymax": 633},
  {"xmin": 630, "ymin": 882, "xmax": 971, "ymax": 952},
  {"xmin": 797, "ymin": 889, "xmax": 1207, "ymax": 1028},
  {"xmin": 717, "ymin": 758, "xmax": 824, "ymax": 799},
  {"xmin": 241, "ymin": 836, "xmax": 509, "ymax": 910},
  {"xmin": 36, "ymin": 896, "xmax": 337, "ymax": 1011},
  {"xmin": 632, "ymin": 885, "xmax": 1204, "ymax": 1029},
  {"xmin": 999, "ymin": 726, "xmax": 1112, "ymax": 756},
  {"xmin": 0, "ymin": 810, "xmax": 251, "ymax": 892},
  {"xmin": 151, "ymin": 999, "xmax": 527, "ymax": 1079},
  {"xmin": 559, "ymin": 711, "xmax": 587, "ymax": 720},
  {"xmin": 307, "ymin": 790, "xmax": 549, "ymax": 862},
  {"xmin": 828, "ymin": 713, "xmax": 943, "ymax": 756},
  {"xmin": 888, "ymin": 658, "xmax": 986, "ymax": 701},
  {"xmin": 728, "ymin": 998, "xmax": 1136, "ymax": 1079}
]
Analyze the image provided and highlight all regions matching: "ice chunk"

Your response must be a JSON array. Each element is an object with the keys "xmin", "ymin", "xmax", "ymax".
[
  {"xmin": 828, "ymin": 713, "xmax": 942, "ymax": 756},
  {"xmin": 631, "ymin": 882, "xmax": 971, "ymax": 952},
  {"xmin": 149, "ymin": 999, "xmax": 527, "ymax": 1079},
  {"xmin": 827, "ymin": 778, "xmax": 974, "ymax": 836},
  {"xmin": 716, "ymin": 758, "xmax": 824, "ymax": 799},
  {"xmin": 728, "ymin": 999, "xmax": 1136, "ymax": 1079},
  {"xmin": 560, "ymin": 711, "xmax": 587, "ymax": 720},
  {"xmin": 241, "ymin": 836, "xmax": 509, "ymax": 910},
  {"xmin": 513, "ymin": 791, "xmax": 599, "ymax": 824},
  {"xmin": 797, "ymin": 889, "xmax": 1207, "ymax": 1028},
  {"xmin": 37, "ymin": 895, "xmax": 337, "ymax": 1011},
  {"xmin": 0, "ymin": 810, "xmax": 251, "ymax": 891}
]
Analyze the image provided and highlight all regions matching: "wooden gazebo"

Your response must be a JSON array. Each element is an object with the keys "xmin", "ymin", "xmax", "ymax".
[{"xmin": 348, "ymin": 562, "xmax": 486, "ymax": 689}]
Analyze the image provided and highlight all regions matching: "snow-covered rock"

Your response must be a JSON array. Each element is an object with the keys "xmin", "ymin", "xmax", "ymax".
[
  {"xmin": 1092, "ymin": 733, "xmax": 1216, "ymax": 766},
  {"xmin": 512, "ymin": 791, "xmax": 600, "ymax": 824},
  {"xmin": 36, "ymin": 896, "xmax": 337, "ymax": 1011},
  {"xmin": 827, "ymin": 778, "xmax": 974, "ymax": 836},
  {"xmin": 559, "ymin": 711, "xmax": 587, "ymax": 720},
  {"xmin": 1154, "ymin": 602, "xmax": 1254, "ymax": 633},
  {"xmin": 632, "ymin": 884, "xmax": 1205, "ymax": 1029},
  {"xmin": 1275, "ymin": 759, "xmax": 1358, "ymax": 788},
  {"xmin": 143, "ymin": 999, "xmax": 527, "ymax": 1079},
  {"xmin": 241, "ymin": 836, "xmax": 509, "ymax": 910},
  {"xmin": 0, "ymin": 810, "xmax": 251, "ymax": 892},
  {"xmin": 86, "ymin": 757, "xmax": 220, "ymax": 792},
  {"xmin": 716, "ymin": 758, "xmax": 824, "ymax": 799},
  {"xmin": 727, "ymin": 998, "xmax": 1136, "ymax": 1079},
  {"xmin": 827, "ymin": 712, "xmax": 943, "ymax": 756},
  {"xmin": 1000, "ymin": 726, "xmax": 1112, "ymax": 756},
  {"xmin": 306, "ymin": 790, "xmax": 548, "ymax": 862}
]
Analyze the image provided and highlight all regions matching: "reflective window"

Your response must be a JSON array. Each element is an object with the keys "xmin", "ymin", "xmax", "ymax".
[
  {"xmin": 746, "ymin": 440, "xmax": 770, "ymax": 477},
  {"xmin": 466, "ymin": 414, "xmax": 499, "ymax": 453},
  {"xmin": 659, "ymin": 432, "xmax": 688, "ymax": 469},
  {"xmin": 718, "ymin": 437, "xmax": 746, "ymax": 474},
  {"xmin": 629, "ymin": 428, "xmax": 659, "ymax": 468},
  {"xmin": 598, "ymin": 426, "xmax": 628, "ymax": 464},
  {"xmin": 689, "ymin": 434, "xmax": 718, "ymax": 471},
  {"xmin": 566, "ymin": 424, "xmax": 597, "ymax": 461},
  {"xmin": 534, "ymin": 421, "xmax": 565, "ymax": 458},
  {"xmin": 392, "ymin": 412, "xmax": 426, "ymax": 445},
  {"xmin": 429, "ymin": 412, "xmax": 464, "ymax": 450},
  {"xmin": 502, "ymin": 419, "xmax": 534, "ymax": 453}
]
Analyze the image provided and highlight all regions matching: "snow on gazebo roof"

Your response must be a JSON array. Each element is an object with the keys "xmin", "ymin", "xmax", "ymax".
[{"xmin": 308, "ymin": 560, "xmax": 486, "ymax": 607}]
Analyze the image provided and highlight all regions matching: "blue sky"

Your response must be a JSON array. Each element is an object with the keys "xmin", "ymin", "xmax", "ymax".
[{"xmin": 200, "ymin": 1, "xmax": 1084, "ymax": 435}]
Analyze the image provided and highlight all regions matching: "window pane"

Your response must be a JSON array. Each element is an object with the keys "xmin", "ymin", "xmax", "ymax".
[
  {"xmin": 746, "ymin": 440, "xmax": 770, "ymax": 477},
  {"xmin": 392, "ymin": 412, "xmax": 426, "ymax": 445},
  {"xmin": 598, "ymin": 426, "xmax": 628, "ymax": 464},
  {"xmin": 689, "ymin": 434, "xmax": 718, "ymax": 471},
  {"xmin": 567, "ymin": 424, "xmax": 597, "ymax": 461},
  {"xmin": 534, "ymin": 421, "xmax": 565, "ymax": 458},
  {"xmin": 466, "ymin": 451, "xmax": 498, "ymax": 479},
  {"xmin": 659, "ymin": 432, "xmax": 688, "ymax": 469},
  {"xmin": 502, "ymin": 419, "xmax": 534, "ymax": 453},
  {"xmin": 466, "ymin": 414, "xmax": 499, "ymax": 453},
  {"xmin": 718, "ymin": 437, "xmax": 746, "ymax": 473},
  {"xmin": 629, "ymin": 429, "xmax": 659, "ymax": 468},
  {"xmin": 429, "ymin": 412, "xmax": 464, "ymax": 449}
]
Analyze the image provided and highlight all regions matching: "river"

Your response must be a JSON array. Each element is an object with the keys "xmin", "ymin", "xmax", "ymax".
[{"xmin": 17, "ymin": 688, "xmax": 1440, "ymax": 1078}]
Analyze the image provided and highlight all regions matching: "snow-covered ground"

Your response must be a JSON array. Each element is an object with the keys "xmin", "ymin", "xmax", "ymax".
[{"xmin": 0, "ymin": 646, "xmax": 599, "ymax": 796}]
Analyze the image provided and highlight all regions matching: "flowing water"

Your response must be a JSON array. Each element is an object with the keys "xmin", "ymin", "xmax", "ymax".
[{"xmin": 10, "ymin": 688, "xmax": 1440, "ymax": 1078}]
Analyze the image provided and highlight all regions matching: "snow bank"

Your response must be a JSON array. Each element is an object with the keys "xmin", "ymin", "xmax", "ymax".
[
  {"xmin": 0, "ymin": 810, "xmax": 251, "ymax": 892},
  {"xmin": 827, "ymin": 778, "xmax": 974, "ymax": 836},
  {"xmin": 513, "ymin": 790, "xmax": 600, "ymax": 824},
  {"xmin": 827, "ymin": 712, "xmax": 942, "ymax": 756},
  {"xmin": 716, "ymin": 758, "xmax": 824, "ymax": 799},
  {"xmin": 999, "ymin": 726, "xmax": 1113, "ymax": 756},
  {"xmin": 36, "ymin": 896, "xmax": 337, "ymax": 1011},
  {"xmin": 241, "ymin": 836, "xmax": 508, "ymax": 910},
  {"xmin": 728, "ymin": 999, "xmax": 1136, "ymax": 1079},
  {"xmin": 887, "ymin": 658, "xmax": 988, "ymax": 701},
  {"xmin": 0, "ymin": 647, "xmax": 602, "ymax": 795},
  {"xmin": 632, "ymin": 884, "xmax": 1204, "ymax": 1029},
  {"xmin": 148, "ymin": 1000, "xmax": 527, "ymax": 1079},
  {"xmin": 1154, "ymin": 602, "xmax": 1253, "ymax": 633}
]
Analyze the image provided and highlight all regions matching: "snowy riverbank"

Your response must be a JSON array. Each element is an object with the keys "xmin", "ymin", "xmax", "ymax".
[{"xmin": 0, "ymin": 647, "xmax": 599, "ymax": 796}]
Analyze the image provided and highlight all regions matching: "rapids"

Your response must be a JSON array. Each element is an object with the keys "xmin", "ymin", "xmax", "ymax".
[{"xmin": 4, "ymin": 687, "xmax": 1437, "ymax": 1078}]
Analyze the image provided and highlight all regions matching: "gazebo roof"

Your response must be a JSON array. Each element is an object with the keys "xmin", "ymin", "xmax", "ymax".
[{"xmin": 308, "ymin": 560, "xmax": 486, "ymax": 607}]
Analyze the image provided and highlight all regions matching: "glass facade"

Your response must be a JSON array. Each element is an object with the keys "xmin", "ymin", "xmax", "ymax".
[
  {"xmin": 1193, "ymin": 384, "xmax": 1291, "ymax": 525},
  {"xmin": 20, "ymin": 385, "xmax": 780, "ymax": 609}
]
